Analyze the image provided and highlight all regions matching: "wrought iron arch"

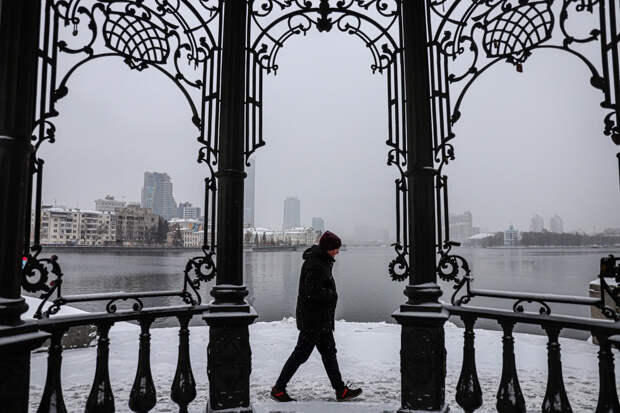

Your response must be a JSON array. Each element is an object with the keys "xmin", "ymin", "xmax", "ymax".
[
  {"xmin": 427, "ymin": 0, "xmax": 620, "ymax": 314},
  {"xmin": 246, "ymin": 0, "xmax": 411, "ymax": 280},
  {"xmin": 24, "ymin": 0, "xmax": 224, "ymax": 312}
]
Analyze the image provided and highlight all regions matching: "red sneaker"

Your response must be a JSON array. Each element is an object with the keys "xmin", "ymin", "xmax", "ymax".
[
  {"xmin": 271, "ymin": 387, "xmax": 296, "ymax": 402},
  {"xmin": 336, "ymin": 385, "xmax": 362, "ymax": 401}
]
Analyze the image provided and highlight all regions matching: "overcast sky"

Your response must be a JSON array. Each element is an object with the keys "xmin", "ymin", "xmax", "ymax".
[{"xmin": 40, "ymin": 10, "xmax": 619, "ymax": 240}]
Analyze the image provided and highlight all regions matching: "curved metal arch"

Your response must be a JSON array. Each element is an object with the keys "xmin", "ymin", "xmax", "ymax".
[
  {"xmin": 428, "ymin": 0, "xmax": 620, "ymax": 287},
  {"xmin": 248, "ymin": 0, "xmax": 401, "ymax": 74},
  {"xmin": 246, "ymin": 0, "xmax": 410, "ymax": 281},
  {"xmin": 449, "ymin": 45, "xmax": 605, "ymax": 129},
  {"xmin": 52, "ymin": 52, "xmax": 203, "ymax": 133},
  {"xmin": 25, "ymin": 0, "xmax": 223, "ymax": 300}
]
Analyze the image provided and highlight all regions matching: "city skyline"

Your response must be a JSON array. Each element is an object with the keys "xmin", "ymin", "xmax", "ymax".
[{"xmin": 39, "ymin": 35, "xmax": 620, "ymax": 235}]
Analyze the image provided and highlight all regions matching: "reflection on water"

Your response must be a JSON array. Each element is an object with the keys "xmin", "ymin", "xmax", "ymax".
[{"xmin": 26, "ymin": 246, "xmax": 619, "ymax": 337}]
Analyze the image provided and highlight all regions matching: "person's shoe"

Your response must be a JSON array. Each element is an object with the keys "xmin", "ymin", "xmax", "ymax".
[
  {"xmin": 336, "ymin": 385, "xmax": 362, "ymax": 401},
  {"xmin": 271, "ymin": 387, "xmax": 296, "ymax": 402}
]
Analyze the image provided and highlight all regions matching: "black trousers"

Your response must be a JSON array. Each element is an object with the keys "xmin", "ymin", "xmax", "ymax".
[{"xmin": 275, "ymin": 330, "xmax": 345, "ymax": 391}]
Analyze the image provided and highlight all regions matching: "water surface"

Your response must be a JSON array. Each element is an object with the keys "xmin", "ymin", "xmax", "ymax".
[{"xmin": 28, "ymin": 246, "xmax": 618, "ymax": 338}]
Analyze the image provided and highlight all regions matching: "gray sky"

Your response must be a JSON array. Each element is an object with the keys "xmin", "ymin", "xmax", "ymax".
[{"xmin": 41, "ymin": 13, "xmax": 619, "ymax": 239}]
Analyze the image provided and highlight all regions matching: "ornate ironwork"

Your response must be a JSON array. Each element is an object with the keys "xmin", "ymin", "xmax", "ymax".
[
  {"xmin": 24, "ymin": 0, "xmax": 222, "ymax": 311},
  {"xmin": 448, "ymin": 253, "xmax": 620, "ymax": 321},
  {"xmin": 513, "ymin": 298, "xmax": 552, "ymax": 315},
  {"xmin": 183, "ymin": 245, "xmax": 217, "ymax": 302},
  {"xmin": 428, "ymin": 0, "xmax": 620, "ymax": 293},
  {"xmin": 246, "ymin": 0, "xmax": 410, "ymax": 279},
  {"xmin": 106, "ymin": 297, "xmax": 144, "ymax": 313}
]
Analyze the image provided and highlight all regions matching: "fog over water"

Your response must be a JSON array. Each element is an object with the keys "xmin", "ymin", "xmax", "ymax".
[{"xmin": 38, "ymin": 20, "xmax": 619, "ymax": 238}]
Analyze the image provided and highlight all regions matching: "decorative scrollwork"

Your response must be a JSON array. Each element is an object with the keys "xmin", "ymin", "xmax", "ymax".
[
  {"xmin": 429, "ymin": 0, "xmax": 620, "ymax": 175},
  {"xmin": 513, "ymin": 299, "xmax": 552, "ymax": 315},
  {"xmin": 22, "ymin": 247, "xmax": 63, "ymax": 294},
  {"xmin": 436, "ymin": 242, "xmax": 475, "ymax": 306},
  {"xmin": 388, "ymin": 243, "xmax": 409, "ymax": 282},
  {"xmin": 437, "ymin": 249, "xmax": 470, "ymax": 283},
  {"xmin": 26, "ymin": 1, "xmax": 222, "ymax": 319},
  {"xmin": 106, "ymin": 297, "xmax": 144, "ymax": 313},
  {"xmin": 183, "ymin": 247, "xmax": 217, "ymax": 304},
  {"xmin": 249, "ymin": 0, "xmax": 401, "ymax": 74}
]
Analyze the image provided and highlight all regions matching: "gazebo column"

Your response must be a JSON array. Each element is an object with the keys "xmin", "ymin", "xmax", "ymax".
[
  {"xmin": 0, "ymin": 1, "xmax": 50, "ymax": 412},
  {"xmin": 203, "ymin": 1, "xmax": 257, "ymax": 412},
  {"xmin": 392, "ymin": 0, "xmax": 449, "ymax": 412}
]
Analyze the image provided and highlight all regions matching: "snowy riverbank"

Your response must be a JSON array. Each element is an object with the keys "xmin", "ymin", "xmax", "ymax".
[{"xmin": 28, "ymin": 315, "xmax": 616, "ymax": 412}]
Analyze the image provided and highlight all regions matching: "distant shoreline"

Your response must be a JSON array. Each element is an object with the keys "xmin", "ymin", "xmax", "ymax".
[
  {"xmin": 34, "ymin": 244, "xmax": 620, "ymax": 254},
  {"xmin": 39, "ymin": 246, "xmax": 203, "ymax": 253}
]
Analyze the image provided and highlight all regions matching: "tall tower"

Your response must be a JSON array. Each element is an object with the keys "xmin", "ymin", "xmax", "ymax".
[
  {"xmin": 530, "ymin": 214, "xmax": 544, "ymax": 232},
  {"xmin": 312, "ymin": 217, "xmax": 325, "ymax": 232},
  {"xmin": 244, "ymin": 160, "xmax": 255, "ymax": 227},
  {"xmin": 549, "ymin": 214, "xmax": 563, "ymax": 233},
  {"xmin": 141, "ymin": 172, "xmax": 177, "ymax": 220},
  {"xmin": 283, "ymin": 196, "xmax": 300, "ymax": 229}
]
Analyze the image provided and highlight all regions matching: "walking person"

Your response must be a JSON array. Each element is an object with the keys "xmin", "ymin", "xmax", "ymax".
[{"xmin": 271, "ymin": 231, "xmax": 362, "ymax": 402}]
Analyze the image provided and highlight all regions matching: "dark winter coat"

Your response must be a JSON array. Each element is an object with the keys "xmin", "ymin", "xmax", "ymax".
[{"xmin": 295, "ymin": 245, "xmax": 338, "ymax": 333}]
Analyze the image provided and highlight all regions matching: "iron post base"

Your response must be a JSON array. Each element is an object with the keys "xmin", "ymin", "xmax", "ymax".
[
  {"xmin": 203, "ymin": 290, "xmax": 258, "ymax": 413},
  {"xmin": 393, "ymin": 305, "xmax": 450, "ymax": 413}
]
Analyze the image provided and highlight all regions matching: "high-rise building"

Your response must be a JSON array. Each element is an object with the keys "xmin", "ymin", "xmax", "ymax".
[
  {"xmin": 244, "ymin": 160, "xmax": 255, "ymax": 227},
  {"xmin": 283, "ymin": 196, "xmax": 300, "ymax": 229},
  {"xmin": 312, "ymin": 217, "xmax": 325, "ymax": 232},
  {"xmin": 530, "ymin": 214, "xmax": 544, "ymax": 232},
  {"xmin": 177, "ymin": 201, "xmax": 201, "ymax": 220},
  {"xmin": 141, "ymin": 172, "xmax": 177, "ymax": 220},
  {"xmin": 549, "ymin": 214, "xmax": 564, "ymax": 233},
  {"xmin": 95, "ymin": 195, "xmax": 125, "ymax": 212},
  {"xmin": 448, "ymin": 211, "xmax": 473, "ymax": 243}
]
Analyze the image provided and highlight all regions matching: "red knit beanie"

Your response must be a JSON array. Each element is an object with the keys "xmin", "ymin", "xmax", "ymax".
[{"xmin": 319, "ymin": 230, "xmax": 342, "ymax": 251}]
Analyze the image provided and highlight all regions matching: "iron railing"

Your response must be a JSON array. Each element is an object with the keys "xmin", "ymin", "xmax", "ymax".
[
  {"xmin": 445, "ymin": 304, "xmax": 620, "ymax": 413},
  {"xmin": 440, "ymin": 253, "xmax": 620, "ymax": 412},
  {"xmin": 33, "ymin": 304, "xmax": 208, "ymax": 413}
]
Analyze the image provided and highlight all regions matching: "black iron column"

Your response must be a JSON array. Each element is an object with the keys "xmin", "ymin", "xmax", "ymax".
[
  {"xmin": 0, "ymin": 1, "xmax": 50, "ymax": 411},
  {"xmin": 203, "ymin": 1, "xmax": 257, "ymax": 412},
  {"xmin": 392, "ymin": 0, "xmax": 449, "ymax": 412}
]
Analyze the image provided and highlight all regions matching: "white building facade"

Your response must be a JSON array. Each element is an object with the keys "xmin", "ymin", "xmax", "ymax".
[{"xmin": 36, "ymin": 207, "xmax": 116, "ymax": 245}]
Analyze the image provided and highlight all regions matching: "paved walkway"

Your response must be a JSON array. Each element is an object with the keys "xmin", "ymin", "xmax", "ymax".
[{"xmin": 253, "ymin": 401, "xmax": 398, "ymax": 413}]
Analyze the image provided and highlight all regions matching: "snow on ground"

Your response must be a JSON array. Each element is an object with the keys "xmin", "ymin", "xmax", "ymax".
[{"xmin": 28, "ymin": 315, "xmax": 617, "ymax": 412}]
